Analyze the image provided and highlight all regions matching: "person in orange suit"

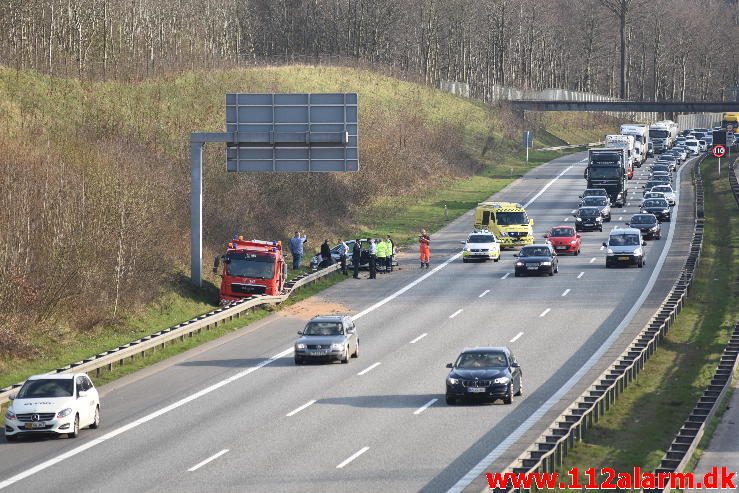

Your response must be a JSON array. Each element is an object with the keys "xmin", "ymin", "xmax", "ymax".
[{"xmin": 419, "ymin": 229, "xmax": 431, "ymax": 268}]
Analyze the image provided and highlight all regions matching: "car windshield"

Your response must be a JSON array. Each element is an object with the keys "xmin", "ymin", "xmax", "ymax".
[
  {"xmin": 579, "ymin": 208, "xmax": 599, "ymax": 217},
  {"xmin": 455, "ymin": 352, "xmax": 508, "ymax": 369},
  {"xmin": 589, "ymin": 167, "xmax": 620, "ymax": 179},
  {"xmin": 468, "ymin": 234, "xmax": 495, "ymax": 243},
  {"xmin": 584, "ymin": 190, "xmax": 607, "ymax": 196},
  {"xmin": 630, "ymin": 215, "xmax": 655, "ymax": 225},
  {"xmin": 583, "ymin": 197, "xmax": 606, "ymax": 206},
  {"xmin": 651, "ymin": 166, "xmax": 669, "ymax": 172},
  {"xmin": 653, "ymin": 186, "xmax": 672, "ymax": 193},
  {"xmin": 519, "ymin": 246, "xmax": 551, "ymax": 257},
  {"xmin": 644, "ymin": 199, "xmax": 668, "ymax": 207},
  {"xmin": 495, "ymin": 211, "xmax": 528, "ymax": 225},
  {"xmin": 226, "ymin": 252, "xmax": 275, "ymax": 279},
  {"xmin": 550, "ymin": 228, "xmax": 574, "ymax": 237},
  {"xmin": 17, "ymin": 379, "xmax": 74, "ymax": 398},
  {"xmin": 302, "ymin": 322, "xmax": 344, "ymax": 336},
  {"xmin": 609, "ymin": 234, "xmax": 640, "ymax": 246}
]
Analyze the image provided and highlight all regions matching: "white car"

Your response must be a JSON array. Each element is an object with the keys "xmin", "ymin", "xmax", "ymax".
[
  {"xmin": 685, "ymin": 140, "xmax": 701, "ymax": 155},
  {"xmin": 4, "ymin": 374, "xmax": 100, "ymax": 441},
  {"xmin": 642, "ymin": 191, "xmax": 667, "ymax": 204},
  {"xmin": 698, "ymin": 140, "xmax": 708, "ymax": 152},
  {"xmin": 461, "ymin": 230, "xmax": 501, "ymax": 263},
  {"xmin": 650, "ymin": 185, "xmax": 676, "ymax": 206}
]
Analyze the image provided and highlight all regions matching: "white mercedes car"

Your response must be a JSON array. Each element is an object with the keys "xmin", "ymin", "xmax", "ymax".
[
  {"xmin": 4, "ymin": 373, "xmax": 100, "ymax": 441},
  {"xmin": 461, "ymin": 230, "xmax": 501, "ymax": 263},
  {"xmin": 650, "ymin": 184, "xmax": 677, "ymax": 206}
]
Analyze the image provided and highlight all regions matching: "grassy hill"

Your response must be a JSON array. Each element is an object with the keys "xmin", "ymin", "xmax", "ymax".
[{"xmin": 0, "ymin": 65, "xmax": 615, "ymax": 383}]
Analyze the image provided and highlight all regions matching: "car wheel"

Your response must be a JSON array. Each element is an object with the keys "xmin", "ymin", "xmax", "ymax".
[
  {"xmin": 599, "ymin": 226, "xmax": 603, "ymax": 232},
  {"xmin": 657, "ymin": 233, "xmax": 662, "ymax": 240},
  {"xmin": 445, "ymin": 394, "xmax": 456, "ymax": 406},
  {"xmin": 575, "ymin": 249, "xmax": 580, "ymax": 256},
  {"xmin": 352, "ymin": 341, "xmax": 359, "ymax": 358},
  {"xmin": 638, "ymin": 259, "xmax": 644, "ymax": 268},
  {"xmin": 90, "ymin": 406, "xmax": 100, "ymax": 429},
  {"xmin": 5, "ymin": 434, "xmax": 18, "ymax": 442},
  {"xmin": 514, "ymin": 271, "xmax": 520, "ymax": 277},
  {"xmin": 606, "ymin": 215, "xmax": 611, "ymax": 222},
  {"xmin": 494, "ymin": 257, "xmax": 499, "ymax": 262},
  {"xmin": 503, "ymin": 385, "xmax": 513, "ymax": 405},
  {"xmin": 341, "ymin": 348, "xmax": 350, "ymax": 364},
  {"xmin": 554, "ymin": 264, "xmax": 559, "ymax": 274},
  {"xmin": 294, "ymin": 356, "xmax": 303, "ymax": 365},
  {"xmin": 462, "ymin": 258, "xmax": 468, "ymax": 263},
  {"xmin": 515, "ymin": 378, "xmax": 523, "ymax": 397},
  {"xmin": 548, "ymin": 268, "xmax": 554, "ymax": 276},
  {"xmin": 69, "ymin": 414, "xmax": 80, "ymax": 439}
]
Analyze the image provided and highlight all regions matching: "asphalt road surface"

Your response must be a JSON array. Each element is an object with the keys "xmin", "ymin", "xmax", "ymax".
[{"xmin": 0, "ymin": 151, "xmax": 698, "ymax": 493}]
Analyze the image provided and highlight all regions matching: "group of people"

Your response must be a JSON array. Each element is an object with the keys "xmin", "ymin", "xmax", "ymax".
[{"xmin": 289, "ymin": 229, "xmax": 432, "ymax": 277}]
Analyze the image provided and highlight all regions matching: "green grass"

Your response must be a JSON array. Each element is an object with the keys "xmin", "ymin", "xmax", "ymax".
[
  {"xmin": 553, "ymin": 156, "xmax": 738, "ymax": 487},
  {"xmin": 0, "ymin": 65, "xmax": 614, "ymax": 391}
]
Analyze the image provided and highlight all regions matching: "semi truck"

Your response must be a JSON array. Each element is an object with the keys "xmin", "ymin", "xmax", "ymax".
[
  {"xmin": 604, "ymin": 134, "xmax": 635, "ymax": 179},
  {"xmin": 584, "ymin": 148, "xmax": 628, "ymax": 207},
  {"xmin": 213, "ymin": 236, "xmax": 287, "ymax": 305},
  {"xmin": 649, "ymin": 121, "xmax": 678, "ymax": 153},
  {"xmin": 619, "ymin": 124, "xmax": 649, "ymax": 166}
]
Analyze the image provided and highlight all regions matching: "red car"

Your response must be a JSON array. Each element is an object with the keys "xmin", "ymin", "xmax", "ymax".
[{"xmin": 543, "ymin": 225, "xmax": 582, "ymax": 255}]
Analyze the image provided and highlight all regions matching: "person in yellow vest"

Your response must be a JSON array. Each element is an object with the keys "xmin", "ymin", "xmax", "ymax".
[{"xmin": 376, "ymin": 237, "xmax": 388, "ymax": 273}]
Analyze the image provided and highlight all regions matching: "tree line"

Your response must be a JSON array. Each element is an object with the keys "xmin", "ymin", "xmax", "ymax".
[{"xmin": 1, "ymin": 0, "xmax": 737, "ymax": 101}]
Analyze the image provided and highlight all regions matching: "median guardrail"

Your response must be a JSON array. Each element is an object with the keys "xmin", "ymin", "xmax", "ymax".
[
  {"xmin": 729, "ymin": 157, "xmax": 739, "ymax": 207},
  {"xmin": 491, "ymin": 154, "xmax": 707, "ymax": 492},
  {"xmin": 0, "ymin": 263, "xmax": 341, "ymax": 406}
]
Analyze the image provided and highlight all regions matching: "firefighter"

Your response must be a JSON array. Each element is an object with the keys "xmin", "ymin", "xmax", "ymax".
[{"xmin": 419, "ymin": 229, "xmax": 431, "ymax": 268}]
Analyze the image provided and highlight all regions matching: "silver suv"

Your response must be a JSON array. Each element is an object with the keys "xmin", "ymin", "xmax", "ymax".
[
  {"xmin": 603, "ymin": 228, "xmax": 647, "ymax": 268},
  {"xmin": 294, "ymin": 315, "xmax": 359, "ymax": 364}
]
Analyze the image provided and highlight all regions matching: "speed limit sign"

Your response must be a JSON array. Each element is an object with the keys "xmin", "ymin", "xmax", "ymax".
[{"xmin": 712, "ymin": 145, "xmax": 727, "ymax": 158}]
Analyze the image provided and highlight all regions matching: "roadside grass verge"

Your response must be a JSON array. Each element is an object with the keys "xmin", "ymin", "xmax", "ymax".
[{"xmin": 553, "ymin": 156, "xmax": 737, "ymax": 488}]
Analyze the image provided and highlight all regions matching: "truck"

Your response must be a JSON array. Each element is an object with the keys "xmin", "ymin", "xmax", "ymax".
[
  {"xmin": 213, "ymin": 236, "xmax": 287, "ymax": 305},
  {"xmin": 619, "ymin": 124, "xmax": 649, "ymax": 166},
  {"xmin": 584, "ymin": 148, "xmax": 628, "ymax": 207},
  {"xmin": 649, "ymin": 120, "xmax": 678, "ymax": 153},
  {"xmin": 473, "ymin": 202, "xmax": 534, "ymax": 249},
  {"xmin": 604, "ymin": 134, "xmax": 635, "ymax": 179}
]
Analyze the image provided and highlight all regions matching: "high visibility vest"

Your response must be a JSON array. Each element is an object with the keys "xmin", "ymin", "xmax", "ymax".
[{"xmin": 377, "ymin": 242, "xmax": 387, "ymax": 257}]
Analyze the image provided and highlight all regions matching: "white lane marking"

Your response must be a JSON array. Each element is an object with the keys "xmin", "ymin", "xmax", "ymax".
[
  {"xmin": 561, "ymin": 289, "xmax": 571, "ymax": 297},
  {"xmin": 187, "ymin": 449, "xmax": 229, "ymax": 472},
  {"xmin": 286, "ymin": 400, "xmax": 317, "ymax": 417},
  {"xmin": 410, "ymin": 333, "xmax": 428, "ymax": 344},
  {"xmin": 501, "ymin": 273, "xmax": 510, "ymax": 280},
  {"xmin": 539, "ymin": 308, "xmax": 551, "ymax": 318},
  {"xmin": 523, "ymin": 165, "xmax": 574, "ymax": 208},
  {"xmin": 414, "ymin": 398, "xmax": 439, "ymax": 415},
  {"xmin": 627, "ymin": 202, "xmax": 631, "ymax": 206},
  {"xmin": 600, "ymin": 245, "xmax": 605, "ymax": 250},
  {"xmin": 589, "ymin": 257, "xmax": 597, "ymax": 264},
  {"xmin": 618, "ymin": 216, "xmax": 623, "ymax": 221},
  {"xmin": 0, "ymin": 149, "xmax": 582, "ymax": 492},
  {"xmin": 0, "ymin": 346, "xmax": 293, "ymax": 490},
  {"xmin": 510, "ymin": 332, "xmax": 524, "ymax": 343},
  {"xmin": 337, "ymin": 446, "xmax": 370, "ymax": 469},
  {"xmin": 449, "ymin": 309, "xmax": 463, "ymax": 319},
  {"xmin": 571, "ymin": 209, "xmax": 576, "ymax": 214},
  {"xmin": 448, "ymin": 148, "xmax": 686, "ymax": 493},
  {"xmin": 564, "ymin": 217, "xmax": 569, "ymax": 222},
  {"xmin": 357, "ymin": 362, "xmax": 381, "ymax": 376},
  {"xmin": 479, "ymin": 289, "xmax": 490, "ymax": 298}
]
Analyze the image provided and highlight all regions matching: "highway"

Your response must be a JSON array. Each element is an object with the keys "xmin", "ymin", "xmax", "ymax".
[{"xmin": 0, "ymin": 151, "xmax": 697, "ymax": 493}]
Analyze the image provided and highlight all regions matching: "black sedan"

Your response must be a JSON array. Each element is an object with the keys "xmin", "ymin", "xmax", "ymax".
[
  {"xmin": 574, "ymin": 206, "xmax": 604, "ymax": 232},
  {"xmin": 641, "ymin": 198, "xmax": 671, "ymax": 222},
  {"xmin": 580, "ymin": 196, "xmax": 611, "ymax": 221},
  {"xmin": 514, "ymin": 244, "xmax": 558, "ymax": 277},
  {"xmin": 445, "ymin": 346, "xmax": 522, "ymax": 405},
  {"xmin": 626, "ymin": 213, "xmax": 662, "ymax": 240}
]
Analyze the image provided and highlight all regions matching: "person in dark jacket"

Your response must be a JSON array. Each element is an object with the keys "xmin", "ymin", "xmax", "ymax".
[
  {"xmin": 320, "ymin": 239, "xmax": 333, "ymax": 268},
  {"xmin": 352, "ymin": 239, "xmax": 362, "ymax": 278}
]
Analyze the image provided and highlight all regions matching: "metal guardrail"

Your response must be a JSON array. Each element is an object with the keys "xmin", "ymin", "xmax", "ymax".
[
  {"xmin": 0, "ymin": 263, "xmax": 341, "ymax": 406},
  {"xmin": 492, "ymin": 154, "xmax": 707, "ymax": 492},
  {"xmin": 535, "ymin": 142, "xmax": 603, "ymax": 152},
  {"xmin": 729, "ymin": 157, "xmax": 739, "ymax": 208},
  {"xmin": 653, "ymin": 322, "xmax": 739, "ymax": 493}
]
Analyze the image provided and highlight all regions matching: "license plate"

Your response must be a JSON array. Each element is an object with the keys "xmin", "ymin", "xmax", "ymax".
[
  {"xmin": 618, "ymin": 256, "xmax": 630, "ymax": 261},
  {"xmin": 467, "ymin": 387, "xmax": 486, "ymax": 393},
  {"xmin": 555, "ymin": 246, "xmax": 567, "ymax": 250},
  {"xmin": 25, "ymin": 422, "xmax": 45, "ymax": 429},
  {"xmin": 310, "ymin": 351, "xmax": 327, "ymax": 356},
  {"xmin": 527, "ymin": 266, "xmax": 539, "ymax": 270}
]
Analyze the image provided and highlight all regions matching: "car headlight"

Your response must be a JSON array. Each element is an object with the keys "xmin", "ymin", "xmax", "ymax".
[
  {"xmin": 595, "ymin": 216, "xmax": 603, "ymax": 222},
  {"xmin": 5, "ymin": 409, "xmax": 16, "ymax": 420},
  {"xmin": 515, "ymin": 261, "xmax": 524, "ymax": 266},
  {"xmin": 331, "ymin": 343, "xmax": 344, "ymax": 351},
  {"xmin": 663, "ymin": 209, "xmax": 670, "ymax": 213},
  {"xmin": 494, "ymin": 377, "xmax": 510, "ymax": 384},
  {"xmin": 607, "ymin": 248, "xmax": 614, "ymax": 255},
  {"xmin": 57, "ymin": 408, "xmax": 73, "ymax": 418},
  {"xmin": 570, "ymin": 240, "xmax": 577, "ymax": 244},
  {"xmin": 575, "ymin": 217, "xmax": 582, "ymax": 222},
  {"xmin": 447, "ymin": 377, "xmax": 459, "ymax": 385},
  {"xmin": 634, "ymin": 248, "xmax": 643, "ymax": 256},
  {"xmin": 540, "ymin": 261, "xmax": 552, "ymax": 266},
  {"xmin": 295, "ymin": 343, "xmax": 306, "ymax": 350},
  {"xmin": 463, "ymin": 247, "xmax": 470, "ymax": 252}
]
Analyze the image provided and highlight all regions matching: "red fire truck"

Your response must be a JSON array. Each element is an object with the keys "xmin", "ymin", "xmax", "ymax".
[{"xmin": 213, "ymin": 237, "xmax": 287, "ymax": 305}]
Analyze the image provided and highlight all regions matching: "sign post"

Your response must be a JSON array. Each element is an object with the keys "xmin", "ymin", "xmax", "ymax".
[
  {"xmin": 712, "ymin": 144, "xmax": 727, "ymax": 175},
  {"xmin": 523, "ymin": 131, "xmax": 533, "ymax": 162}
]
